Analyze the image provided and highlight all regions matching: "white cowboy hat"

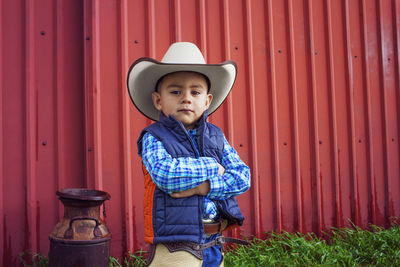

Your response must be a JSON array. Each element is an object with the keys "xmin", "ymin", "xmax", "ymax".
[{"xmin": 127, "ymin": 42, "xmax": 237, "ymax": 121}]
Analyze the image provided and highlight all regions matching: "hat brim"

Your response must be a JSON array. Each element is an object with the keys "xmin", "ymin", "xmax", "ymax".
[{"xmin": 127, "ymin": 58, "xmax": 237, "ymax": 121}]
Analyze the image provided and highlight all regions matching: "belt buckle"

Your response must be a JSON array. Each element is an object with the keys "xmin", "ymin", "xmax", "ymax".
[
  {"xmin": 216, "ymin": 236, "xmax": 225, "ymax": 244},
  {"xmin": 216, "ymin": 236, "xmax": 226, "ymax": 252},
  {"xmin": 202, "ymin": 218, "xmax": 215, "ymax": 224}
]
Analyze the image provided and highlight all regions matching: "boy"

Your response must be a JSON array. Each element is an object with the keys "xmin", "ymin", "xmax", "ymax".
[{"xmin": 127, "ymin": 42, "xmax": 250, "ymax": 266}]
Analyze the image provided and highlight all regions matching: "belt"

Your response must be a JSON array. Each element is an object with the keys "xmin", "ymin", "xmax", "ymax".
[
  {"xmin": 192, "ymin": 236, "xmax": 250, "ymax": 252},
  {"xmin": 203, "ymin": 219, "xmax": 228, "ymax": 235}
]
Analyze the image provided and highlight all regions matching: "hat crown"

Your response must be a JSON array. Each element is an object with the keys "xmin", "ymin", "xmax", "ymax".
[{"xmin": 161, "ymin": 42, "xmax": 206, "ymax": 64}]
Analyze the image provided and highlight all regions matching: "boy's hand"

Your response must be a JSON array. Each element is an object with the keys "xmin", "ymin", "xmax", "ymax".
[
  {"xmin": 218, "ymin": 163, "xmax": 225, "ymax": 176},
  {"xmin": 170, "ymin": 180, "xmax": 210, "ymax": 198}
]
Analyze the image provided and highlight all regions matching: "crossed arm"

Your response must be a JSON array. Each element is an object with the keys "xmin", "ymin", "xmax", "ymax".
[
  {"xmin": 141, "ymin": 132, "xmax": 251, "ymax": 200},
  {"xmin": 170, "ymin": 163, "xmax": 225, "ymax": 198}
]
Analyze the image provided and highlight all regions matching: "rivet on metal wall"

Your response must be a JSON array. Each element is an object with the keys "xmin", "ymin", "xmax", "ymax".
[
  {"xmin": 283, "ymin": 142, "xmax": 287, "ymax": 146},
  {"xmin": 314, "ymin": 51, "xmax": 318, "ymax": 55},
  {"xmin": 278, "ymin": 49, "xmax": 282, "ymax": 53},
  {"xmin": 40, "ymin": 31, "xmax": 45, "ymax": 36},
  {"xmin": 134, "ymin": 40, "xmax": 139, "ymax": 44},
  {"xmin": 86, "ymin": 36, "xmax": 90, "ymax": 40},
  {"xmin": 239, "ymin": 144, "xmax": 243, "ymax": 147},
  {"xmin": 88, "ymin": 148, "xmax": 93, "ymax": 152},
  {"xmin": 42, "ymin": 141, "xmax": 47, "ymax": 146},
  {"xmin": 358, "ymin": 139, "xmax": 362, "ymax": 143},
  {"xmin": 319, "ymin": 140, "xmax": 322, "ymax": 144},
  {"xmin": 234, "ymin": 45, "xmax": 239, "ymax": 50},
  {"xmin": 354, "ymin": 55, "xmax": 358, "ymax": 58}
]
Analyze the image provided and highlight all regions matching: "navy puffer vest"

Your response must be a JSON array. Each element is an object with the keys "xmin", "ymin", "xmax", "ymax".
[{"xmin": 137, "ymin": 112, "xmax": 244, "ymax": 244}]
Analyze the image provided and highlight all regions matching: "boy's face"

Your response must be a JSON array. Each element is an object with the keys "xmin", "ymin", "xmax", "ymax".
[{"xmin": 152, "ymin": 71, "xmax": 213, "ymax": 130}]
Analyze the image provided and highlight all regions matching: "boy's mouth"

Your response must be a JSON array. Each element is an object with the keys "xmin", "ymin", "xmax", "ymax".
[{"xmin": 178, "ymin": 108, "xmax": 193, "ymax": 113}]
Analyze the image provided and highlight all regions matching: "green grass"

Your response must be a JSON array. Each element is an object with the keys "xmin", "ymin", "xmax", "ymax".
[
  {"xmin": 19, "ymin": 251, "xmax": 49, "ymax": 267},
  {"xmin": 224, "ymin": 224, "xmax": 400, "ymax": 266},
  {"xmin": 109, "ymin": 249, "xmax": 148, "ymax": 267},
  {"xmin": 19, "ymin": 224, "xmax": 400, "ymax": 267}
]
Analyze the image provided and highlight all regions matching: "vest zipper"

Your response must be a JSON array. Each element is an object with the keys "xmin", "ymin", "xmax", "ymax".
[{"xmin": 184, "ymin": 129, "xmax": 200, "ymax": 158}]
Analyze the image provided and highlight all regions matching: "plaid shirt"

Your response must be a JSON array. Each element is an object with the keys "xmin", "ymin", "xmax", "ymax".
[{"xmin": 141, "ymin": 130, "xmax": 250, "ymax": 219}]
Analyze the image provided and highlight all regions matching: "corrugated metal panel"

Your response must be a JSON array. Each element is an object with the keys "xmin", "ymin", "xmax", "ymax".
[{"xmin": 1, "ymin": 0, "xmax": 400, "ymax": 264}]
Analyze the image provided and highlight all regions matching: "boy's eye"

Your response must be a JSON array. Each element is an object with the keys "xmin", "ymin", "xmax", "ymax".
[
  {"xmin": 170, "ymin": 90, "xmax": 180, "ymax": 95},
  {"xmin": 191, "ymin": 91, "xmax": 201, "ymax": 95}
]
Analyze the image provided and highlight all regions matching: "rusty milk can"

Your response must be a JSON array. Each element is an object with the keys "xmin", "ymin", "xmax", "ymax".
[{"xmin": 49, "ymin": 188, "xmax": 111, "ymax": 267}]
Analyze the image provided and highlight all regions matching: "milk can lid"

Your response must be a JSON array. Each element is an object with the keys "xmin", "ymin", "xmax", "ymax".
[{"xmin": 56, "ymin": 188, "xmax": 111, "ymax": 201}]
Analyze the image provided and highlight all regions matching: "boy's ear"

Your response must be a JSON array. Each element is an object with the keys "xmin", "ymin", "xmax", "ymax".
[
  {"xmin": 205, "ymin": 93, "xmax": 213, "ymax": 109},
  {"xmin": 152, "ymin": 92, "xmax": 162, "ymax": 111}
]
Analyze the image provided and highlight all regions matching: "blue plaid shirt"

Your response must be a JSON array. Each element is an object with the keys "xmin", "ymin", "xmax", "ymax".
[{"xmin": 141, "ymin": 130, "xmax": 250, "ymax": 220}]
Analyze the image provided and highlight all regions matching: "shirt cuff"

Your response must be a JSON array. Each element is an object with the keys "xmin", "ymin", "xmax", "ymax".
[{"xmin": 207, "ymin": 174, "xmax": 225, "ymax": 199}]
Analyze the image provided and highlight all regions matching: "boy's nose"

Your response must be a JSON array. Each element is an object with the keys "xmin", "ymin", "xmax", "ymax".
[{"xmin": 181, "ymin": 90, "xmax": 192, "ymax": 103}]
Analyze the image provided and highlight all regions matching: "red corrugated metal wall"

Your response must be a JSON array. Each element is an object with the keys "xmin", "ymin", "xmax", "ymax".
[{"xmin": 1, "ymin": 0, "xmax": 400, "ymax": 265}]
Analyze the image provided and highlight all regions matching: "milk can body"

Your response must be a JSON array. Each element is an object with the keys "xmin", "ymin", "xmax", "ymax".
[{"xmin": 49, "ymin": 188, "xmax": 111, "ymax": 267}]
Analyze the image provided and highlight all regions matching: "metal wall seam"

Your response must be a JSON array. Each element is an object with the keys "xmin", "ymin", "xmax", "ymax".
[
  {"xmin": 54, "ymin": 0, "xmax": 63, "ymax": 223},
  {"xmin": 222, "ymin": 0, "xmax": 235, "ymax": 146},
  {"xmin": 172, "ymin": 0, "xmax": 182, "ymax": 42},
  {"xmin": 395, "ymin": 0, "xmax": 400, "ymax": 180},
  {"xmin": 221, "ymin": 0, "xmax": 232, "ymax": 134},
  {"xmin": 145, "ymin": 0, "xmax": 156, "ymax": 131},
  {"xmin": 360, "ymin": 0, "xmax": 376, "ymax": 225},
  {"xmin": 119, "ymin": 0, "xmax": 134, "ymax": 251},
  {"xmin": 243, "ymin": 0, "xmax": 261, "ymax": 238},
  {"xmin": 197, "ymin": 0, "xmax": 207, "ymax": 59},
  {"xmin": 287, "ymin": 0, "xmax": 303, "ymax": 232},
  {"xmin": 221, "ymin": 0, "xmax": 238, "ymax": 238},
  {"xmin": 83, "ymin": 0, "xmax": 104, "ymax": 190},
  {"xmin": 377, "ymin": 0, "xmax": 396, "ymax": 221},
  {"xmin": 377, "ymin": 0, "xmax": 390, "ymax": 220},
  {"xmin": 306, "ymin": 0, "xmax": 323, "ymax": 233},
  {"xmin": 325, "ymin": 0, "xmax": 342, "ymax": 228},
  {"xmin": 24, "ymin": 0, "xmax": 38, "ymax": 252},
  {"xmin": 266, "ymin": 0, "xmax": 282, "ymax": 233},
  {"xmin": 386, "ymin": 0, "xmax": 400, "ymax": 219},
  {"xmin": 55, "ymin": 0, "xmax": 64, "ymax": 195},
  {"xmin": 92, "ymin": 0, "xmax": 104, "ymax": 190},
  {"xmin": 83, "ymin": 0, "xmax": 94, "ymax": 188},
  {"xmin": 0, "ymin": 0, "xmax": 4, "ymax": 259},
  {"xmin": 344, "ymin": 0, "xmax": 360, "ymax": 226},
  {"xmin": 146, "ymin": 0, "xmax": 156, "ymax": 58}
]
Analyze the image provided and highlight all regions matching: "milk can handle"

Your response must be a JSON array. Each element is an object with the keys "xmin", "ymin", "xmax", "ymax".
[{"xmin": 63, "ymin": 216, "xmax": 103, "ymax": 239}]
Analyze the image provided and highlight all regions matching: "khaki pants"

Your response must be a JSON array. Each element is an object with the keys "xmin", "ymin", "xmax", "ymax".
[{"xmin": 148, "ymin": 243, "xmax": 224, "ymax": 267}]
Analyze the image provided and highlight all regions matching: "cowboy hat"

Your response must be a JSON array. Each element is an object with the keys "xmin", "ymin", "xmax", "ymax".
[{"xmin": 127, "ymin": 42, "xmax": 237, "ymax": 121}]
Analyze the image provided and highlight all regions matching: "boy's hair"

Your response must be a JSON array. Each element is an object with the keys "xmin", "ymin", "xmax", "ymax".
[{"xmin": 155, "ymin": 71, "xmax": 211, "ymax": 93}]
